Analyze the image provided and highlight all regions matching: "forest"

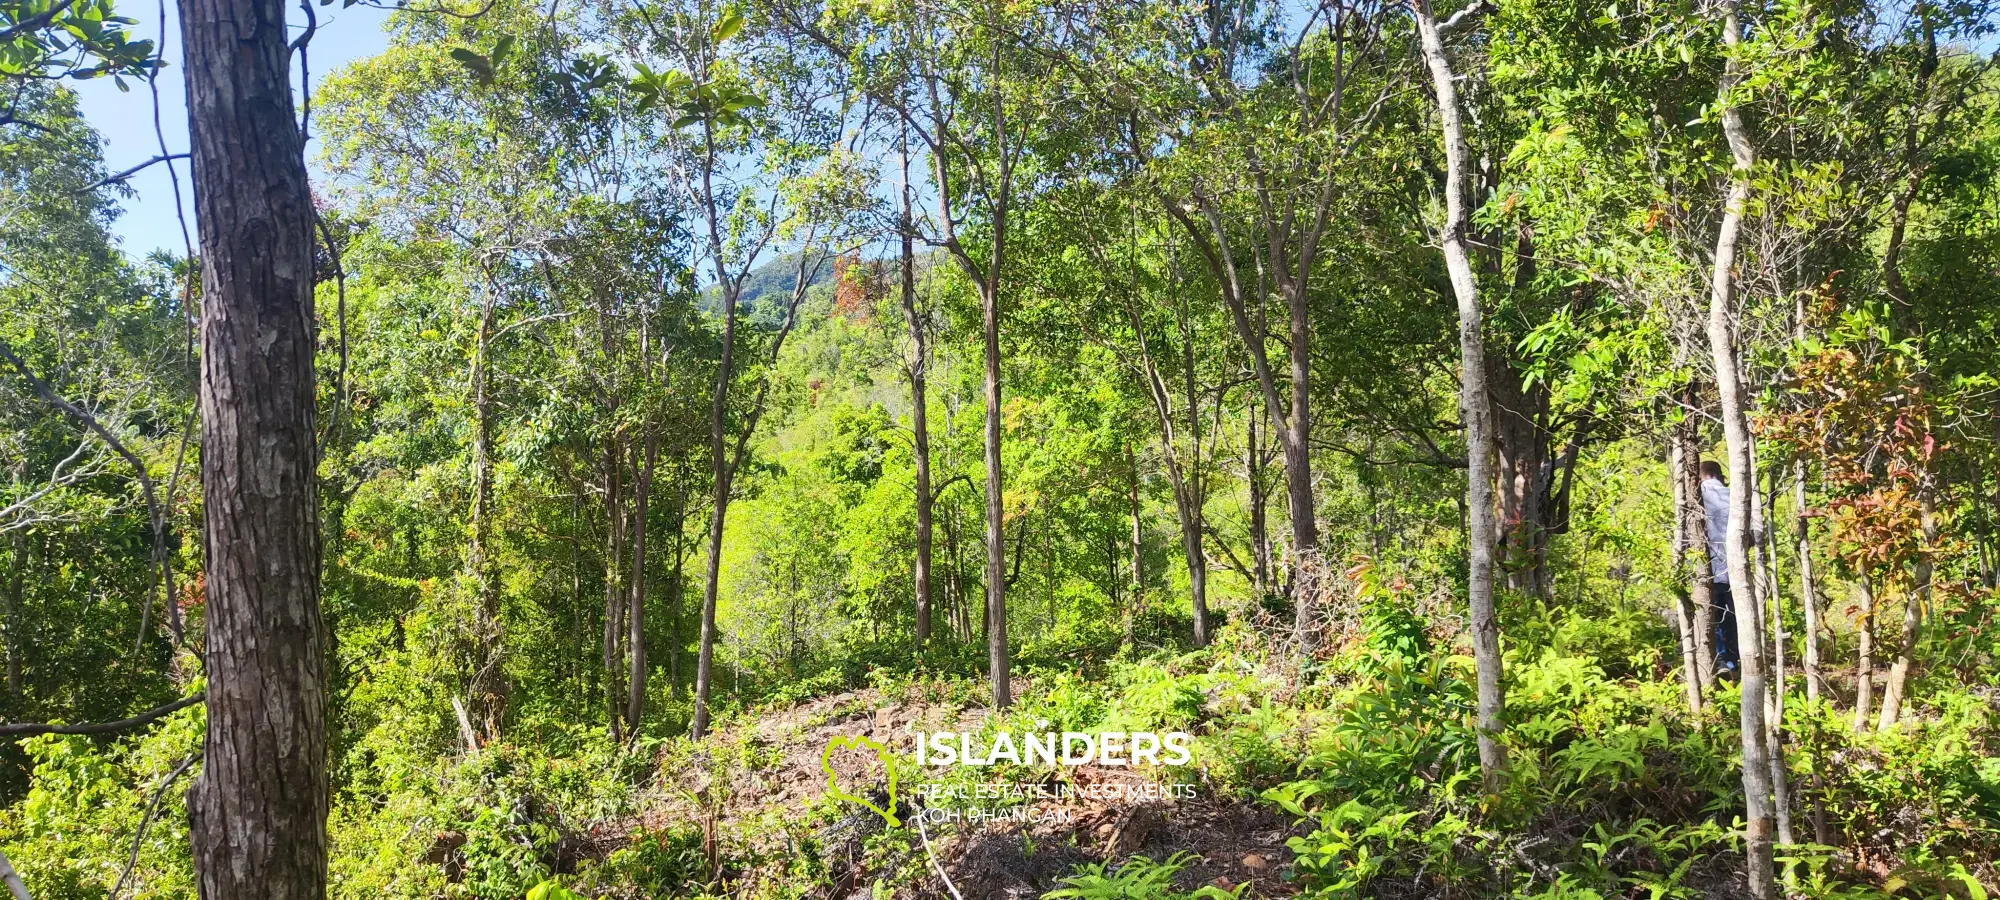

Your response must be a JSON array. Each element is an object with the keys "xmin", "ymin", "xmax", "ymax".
[{"xmin": 1, "ymin": 0, "xmax": 1999, "ymax": 895}]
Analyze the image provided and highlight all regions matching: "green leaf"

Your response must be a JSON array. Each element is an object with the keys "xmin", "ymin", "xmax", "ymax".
[
  {"xmin": 713, "ymin": 9, "xmax": 745, "ymax": 43},
  {"xmin": 449, "ymin": 47, "xmax": 494, "ymax": 84}
]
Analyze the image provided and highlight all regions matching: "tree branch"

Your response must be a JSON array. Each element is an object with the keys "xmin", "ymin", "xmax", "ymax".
[
  {"xmin": 0, "ymin": 692, "xmax": 204, "ymax": 738},
  {"xmin": 0, "ymin": 337, "xmax": 178, "ymax": 645},
  {"xmin": 84, "ymin": 153, "xmax": 189, "ymax": 192}
]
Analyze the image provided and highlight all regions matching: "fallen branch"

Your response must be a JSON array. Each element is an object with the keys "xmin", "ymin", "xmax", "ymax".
[{"xmin": 0, "ymin": 692, "xmax": 205, "ymax": 739}]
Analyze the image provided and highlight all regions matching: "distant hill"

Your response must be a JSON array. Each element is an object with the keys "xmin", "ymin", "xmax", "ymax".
[{"xmin": 703, "ymin": 252, "xmax": 841, "ymax": 312}]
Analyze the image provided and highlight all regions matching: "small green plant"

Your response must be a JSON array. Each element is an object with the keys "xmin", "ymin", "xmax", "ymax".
[{"xmin": 1044, "ymin": 852, "xmax": 1245, "ymax": 899}]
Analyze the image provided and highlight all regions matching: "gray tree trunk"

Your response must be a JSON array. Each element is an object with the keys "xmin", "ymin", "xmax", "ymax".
[
  {"xmin": 1414, "ymin": 0, "xmax": 1506, "ymax": 793},
  {"xmin": 900, "ymin": 129, "xmax": 934, "ymax": 649},
  {"xmin": 1706, "ymin": 4, "xmax": 1777, "ymax": 890},
  {"xmin": 180, "ymin": 0, "xmax": 329, "ymax": 889}
]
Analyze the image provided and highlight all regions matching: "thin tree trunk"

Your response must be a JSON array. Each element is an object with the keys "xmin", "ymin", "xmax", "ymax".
[
  {"xmin": 181, "ymin": 0, "xmax": 329, "ymax": 886},
  {"xmin": 1794, "ymin": 462, "xmax": 1823, "ymax": 707},
  {"xmin": 1676, "ymin": 382, "xmax": 1719, "ymax": 692},
  {"xmin": 1853, "ymin": 574, "xmax": 1876, "ymax": 732},
  {"xmin": 979, "ymin": 267, "xmax": 1009, "ymax": 711},
  {"xmin": 1128, "ymin": 442, "xmax": 1145, "ymax": 621},
  {"xmin": 1280, "ymin": 278, "xmax": 1320, "ymax": 648},
  {"xmin": 1415, "ymin": 1, "xmax": 1506, "ymax": 793},
  {"xmin": 1669, "ymin": 439, "xmax": 1705, "ymax": 714},
  {"xmin": 468, "ymin": 284, "xmax": 504, "ymax": 741},
  {"xmin": 668, "ymin": 512, "xmax": 685, "ymax": 699},
  {"xmin": 1248, "ymin": 401, "xmax": 1271, "ymax": 599},
  {"xmin": 1756, "ymin": 470, "xmax": 1795, "ymax": 847},
  {"xmin": 900, "ymin": 127, "xmax": 934, "ymax": 650},
  {"xmin": 1877, "ymin": 491, "xmax": 1934, "ymax": 730},
  {"xmin": 691, "ymin": 116, "xmax": 741, "ymax": 741},
  {"xmin": 1707, "ymin": 4, "xmax": 1777, "ymax": 888},
  {"xmin": 602, "ymin": 440, "xmax": 625, "ymax": 742},
  {"xmin": 1165, "ymin": 199, "xmax": 1314, "ymax": 620},
  {"xmin": 1792, "ymin": 459, "xmax": 1830, "ymax": 844},
  {"xmin": 626, "ymin": 431, "xmax": 658, "ymax": 733},
  {"xmin": 5, "ymin": 533, "xmax": 21, "ymax": 697}
]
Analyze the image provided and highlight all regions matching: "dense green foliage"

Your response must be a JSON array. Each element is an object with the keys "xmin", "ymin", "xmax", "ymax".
[{"xmin": 3, "ymin": 0, "xmax": 1999, "ymax": 896}]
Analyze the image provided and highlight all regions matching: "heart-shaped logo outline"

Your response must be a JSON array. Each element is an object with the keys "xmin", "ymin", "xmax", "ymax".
[{"xmin": 822, "ymin": 734, "xmax": 901, "ymax": 827}]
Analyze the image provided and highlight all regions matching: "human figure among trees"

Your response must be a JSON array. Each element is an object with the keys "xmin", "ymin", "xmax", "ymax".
[{"xmin": 1700, "ymin": 459, "xmax": 1740, "ymax": 676}]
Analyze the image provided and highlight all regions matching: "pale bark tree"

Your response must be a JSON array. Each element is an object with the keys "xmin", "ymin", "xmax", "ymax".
[
  {"xmin": 1413, "ymin": 0, "xmax": 1506, "ymax": 792},
  {"xmin": 1705, "ymin": 2, "xmax": 1778, "ymax": 890}
]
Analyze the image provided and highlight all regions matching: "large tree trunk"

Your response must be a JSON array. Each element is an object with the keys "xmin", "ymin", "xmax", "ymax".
[
  {"xmin": 1278, "ymin": 280, "xmax": 1321, "ymax": 648},
  {"xmin": 468, "ymin": 286, "xmax": 505, "ymax": 741},
  {"xmin": 626, "ymin": 432, "xmax": 658, "ymax": 733},
  {"xmin": 1876, "ymin": 490, "xmax": 1935, "ymax": 730},
  {"xmin": 181, "ymin": 0, "xmax": 329, "ymax": 889},
  {"xmin": 1706, "ymin": 4, "xmax": 1777, "ymax": 889},
  {"xmin": 900, "ymin": 131, "xmax": 934, "ymax": 650},
  {"xmin": 1414, "ymin": 1, "xmax": 1506, "ymax": 793}
]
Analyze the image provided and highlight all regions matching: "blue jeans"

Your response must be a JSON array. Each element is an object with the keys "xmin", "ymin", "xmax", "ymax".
[{"xmin": 1711, "ymin": 581, "xmax": 1739, "ymax": 674}]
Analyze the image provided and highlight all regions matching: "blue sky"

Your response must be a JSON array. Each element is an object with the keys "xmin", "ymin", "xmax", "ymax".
[{"xmin": 73, "ymin": 0, "xmax": 395, "ymax": 260}]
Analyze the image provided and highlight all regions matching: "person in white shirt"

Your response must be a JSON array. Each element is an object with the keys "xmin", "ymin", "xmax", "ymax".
[{"xmin": 1700, "ymin": 460, "xmax": 1739, "ymax": 675}]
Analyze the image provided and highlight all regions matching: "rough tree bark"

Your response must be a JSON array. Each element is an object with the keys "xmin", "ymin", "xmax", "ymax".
[
  {"xmin": 1668, "ymin": 437, "xmax": 1705, "ymax": 714},
  {"xmin": 180, "ymin": 0, "xmax": 329, "ymax": 890},
  {"xmin": 1414, "ymin": 0, "xmax": 1507, "ymax": 793},
  {"xmin": 1705, "ymin": 3, "xmax": 1778, "ymax": 890},
  {"xmin": 1675, "ymin": 384, "xmax": 1719, "ymax": 692}
]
